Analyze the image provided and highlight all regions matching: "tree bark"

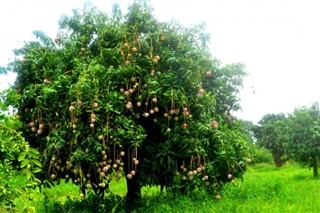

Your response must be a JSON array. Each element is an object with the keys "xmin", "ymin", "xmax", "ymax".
[
  {"xmin": 126, "ymin": 174, "xmax": 141, "ymax": 203},
  {"xmin": 123, "ymin": 145, "xmax": 142, "ymax": 203},
  {"xmin": 312, "ymin": 155, "xmax": 318, "ymax": 177},
  {"xmin": 273, "ymin": 151, "xmax": 284, "ymax": 167}
]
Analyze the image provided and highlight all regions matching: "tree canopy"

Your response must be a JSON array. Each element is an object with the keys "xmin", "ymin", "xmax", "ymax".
[
  {"xmin": 287, "ymin": 103, "xmax": 320, "ymax": 176},
  {"xmin": 5, "ymin": 1, "xmax": 250, "ymax": 200},
  {"xmin": 255, "ymin": 102, "xmax": 320, "ymax": 177},
  {"xmin": 254, "ymin": 113, "xmax": 290, "ymax": 167}
]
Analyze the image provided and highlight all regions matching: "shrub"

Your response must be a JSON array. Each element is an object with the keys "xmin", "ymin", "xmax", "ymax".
[{"xmin": 252, "ymin": 147, "xmax": 273, "ymax": 164}]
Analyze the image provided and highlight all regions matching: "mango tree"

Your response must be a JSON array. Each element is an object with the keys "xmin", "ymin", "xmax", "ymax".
[
  {"xmin": 287, "ymin": 103, "xmax": 320, "ymax": 177},
  {"xmin": 6, "ymin": 2, "xmax": 250, "ymax": 201},
  {"xmin": 254, "ymin": 113, "xmax": 290, "ymax": 167}
]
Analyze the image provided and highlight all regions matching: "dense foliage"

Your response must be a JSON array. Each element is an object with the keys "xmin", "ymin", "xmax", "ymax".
[
  {"xmin": 255, "ymin": 102, "xmax": 320, "ymax": 176},
  {"xmin": 0, "ymin": 89, "xmax": 41, "ymax": 210},
  {"xmin": 254, "ymin": 113, "xmax": 290, "ymax": 167},
  {"xmin": 287, "ymin": 103, "xmax": 320, "ymax": 176},
  {"xmin": 6, "ymin": 1, "xmax": 250, "ymax": 200}
]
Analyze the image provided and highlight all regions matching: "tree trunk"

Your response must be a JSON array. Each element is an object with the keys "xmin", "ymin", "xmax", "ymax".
[
  {"xmin": 312, "ymin": 155, "xmax": 318, "ymax": 177},
  {"xmin": 273, "ymin": 151, "xmax": 284, "ymax": 167},
  {"xmin": 123, "ymin": 145, "xmax": 142, "ymax": 203},
  {"xmin": 126, "ymin": 174, "xmax": 141, "ymax": 202}
]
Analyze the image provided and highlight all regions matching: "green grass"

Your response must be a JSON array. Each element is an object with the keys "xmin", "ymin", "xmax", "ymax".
[
  {"xmin": 13, "ymin": 179, "xmax": 79, "ymax": 212},
  {"xmin": 133, "ymin": 162, "xmax": 320, "ymax": 213},
  {"xmin": 5, "ymin": 162, "xmax": 320, "ymax": 212}
]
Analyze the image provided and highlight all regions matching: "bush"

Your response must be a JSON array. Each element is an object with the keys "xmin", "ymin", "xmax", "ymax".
[
  {"xmin": 251, "ymin": 147, "xmax": 273, "ymax": 164},
  {"xmin": 0, "ymin": 89, "xmax": 41, "ymax": 210},
  {"xmin": 44, "ymin": 192, "xmax": 126, "ymax": 213}
]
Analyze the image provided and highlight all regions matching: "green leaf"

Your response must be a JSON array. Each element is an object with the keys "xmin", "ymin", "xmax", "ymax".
[
  {"xmin": 26, "ymin": 171, "xmax": 32, "ymax": 180},
  {"xmin": 20, "ymin": 159, "xmax": 30, "ymax": 168},
  {"xmin": 28, "ymin": 148, "xmax": 40, "ymax": 155},
  {"xmin": 18, "ymin": 153, "xmax": 26, "ymax": 162},
  {"xmin": 31, "ymin": 159, "xmax": 42, "ymax": 167},
  {"xmin": 28, "ymin": 148, "xmax": 40, "ymax": 159},
  {"xmin": 32, "ymin": 168, "xmax": 42, "ymax": 173}
]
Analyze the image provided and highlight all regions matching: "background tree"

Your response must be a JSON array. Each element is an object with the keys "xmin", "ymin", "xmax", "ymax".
[
  {"xmin": 6, "ymin": 1, "xmax": 250, "ymax": 201},
  {"xmin": 287, "ymin": 102, "xmax": 320, "ymax": 177},
  {"xmin": 238, "ymin": 120, "xmax": 256, "ymax": 145},
  {"xmin": 237, "ymin": 120, "xmax": 257, "ymax": 162},
  {"xmin": 254, "ymin": 113, "xmax": 290, "ymax": 167}
]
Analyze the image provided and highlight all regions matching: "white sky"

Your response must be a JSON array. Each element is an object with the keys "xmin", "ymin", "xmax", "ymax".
[{"xmin": 1, "ymin": 0, "xmax": 320, "ymax": 123}]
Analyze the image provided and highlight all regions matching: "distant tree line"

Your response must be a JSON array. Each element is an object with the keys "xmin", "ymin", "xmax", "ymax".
[{"xmin": 252, "ymin": 102, "xmax": 320, "ymax": 177}]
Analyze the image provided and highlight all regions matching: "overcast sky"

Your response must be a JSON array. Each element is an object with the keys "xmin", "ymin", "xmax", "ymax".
[{"xmin": 1, "ymin": 0, "xmax": 320, "ymax": 123}]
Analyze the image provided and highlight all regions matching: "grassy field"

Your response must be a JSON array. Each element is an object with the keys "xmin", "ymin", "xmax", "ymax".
[{"xmin": 5, "ymin": 162, "xmax": 320, "ymax": 212}]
